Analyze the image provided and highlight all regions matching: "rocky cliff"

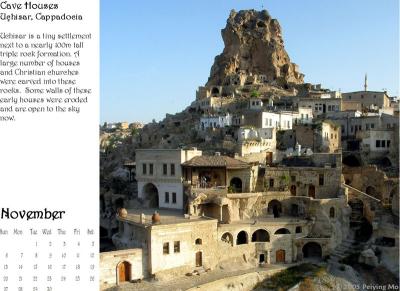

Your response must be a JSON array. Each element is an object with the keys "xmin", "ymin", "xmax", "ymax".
[{"xmin": 206, "ymin": 9, "xmax": 304, "ymax": 87}]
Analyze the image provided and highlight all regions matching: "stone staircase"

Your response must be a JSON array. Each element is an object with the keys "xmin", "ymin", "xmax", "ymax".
[{"xmin": 327, "ymin": 233, "xmax": 365, "ymax": 267}]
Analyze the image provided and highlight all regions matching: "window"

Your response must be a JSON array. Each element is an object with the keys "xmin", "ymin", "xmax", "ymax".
[
  {"xmin": 335, "ymin": 134, "xmax": 337, "ymax": 139},
  {"xmin": 291, "ymin": 176, "xmax": 296, "ymax": 182},
  {"xmin": 376, "ymin": 140, "xmax": 381, "ymax": 148},
  {"xmin": 269, "ymin": 179, "xmax": 274, "ymax": 188},
  {"xmin": 366, "ymin": 124, "xmax": 369, "ymax": 130},
  {"xmin": 371, "ymin": 123, "xmax": 375, "ymax": 129},
  {"xmin": 295, "ymin": 226, "xmax": 302, "ymax": 233},
  {"xmin": 163, "ymin": 242, "xmax": 169, "ymax": 254},
  {"xmin": 382, "ymin": 140, "xmax": 386, "ymax": 147},
  {"xmin": 149, "ymin": 163, "xmax": 153, "ymax": 175},
  {"xmin": 163, "ymin": 164, "xmax": 167, "ymax": 175},
  {"xmin": 165, "ymin": 192, "xmax": 169, "ymax": 203},
  {"xmin": 269, "ymin": 119, "xmax": 272, "ymax": 126},
  {"xmin": 387, "ymin": 140, "xmax": 391, "ymax": 148},
  {"xmin": 331, "ymin": 133, "xmax": 333, "ymax": 139},
  {"xmin": 142, "ymin": 164, "xmax": 147, "ymax": 175},
  {"xmin": 174, "ymin": 241, "xmax": 180, "ymax": 253},
  {"xmin": 351, "ymin": 126, "xmax": 354, "ymax": 133},
  {"xmin": 172, "ymin": 192, "xmax": 176, "ymax": 204},
  {"xmin": 361, "ymin": 95, "xmax": 364, "ymax": 99},
  {"xmin": 170, "ymin": 164, "xmax": 175, "ymax": 176},
  {"xmin": 319, "ymin": 174, "xmax": 324, "ymax": 186},
  {"xmin": 195, "ymin": 238, "xmax": 202, "ymax": 245},
  {"xmin": 348, "ymin": 95, "xmax": 351, "ymax": 99}
]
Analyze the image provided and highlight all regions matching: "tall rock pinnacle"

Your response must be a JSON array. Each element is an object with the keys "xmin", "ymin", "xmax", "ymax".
[{"xmin": 206, "ymin": 9, "xmax": 304, "ymax": 87}]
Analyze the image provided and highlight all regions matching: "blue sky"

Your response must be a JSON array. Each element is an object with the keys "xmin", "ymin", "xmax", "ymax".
[{"xmin": 101, "ymin": 0, "xmax": 399, "ymax": 123}]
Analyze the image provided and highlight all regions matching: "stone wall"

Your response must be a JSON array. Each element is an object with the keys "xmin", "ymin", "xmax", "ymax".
[
  {"xmin": 148, "ymin": 219, "xmax": 219, "ymax": 278},
  {"xmin": 264, "ymin": 166, "xmax": 341, "ymax": 199},
  {"xmin": 100, "ymin": 248, "xmax": 147, "ymax": 286}
]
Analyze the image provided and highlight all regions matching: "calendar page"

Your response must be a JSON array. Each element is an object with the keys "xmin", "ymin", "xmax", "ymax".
[{"xmin": 0, "ymin": 0, "xmax": 99, "ymax": 290}]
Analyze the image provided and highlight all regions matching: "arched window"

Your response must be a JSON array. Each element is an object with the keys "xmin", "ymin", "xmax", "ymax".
[
  {"xmin": 251, "ymin": 229, "xmax": 270, "ymax": 242},
  {"xmin": 195, "ymin": 238, "xmax": 202, "ymax": 245},
  {"xmin": 236, "ymin": 231, "xmax": 248, "ymax": 245},
  {"xmin": 221, "ymin": 232, "xmax": 233, "ymax": 246},
  {"xmin": 274, "ymin": 228, "xmax": 291, "ymax": 235}
]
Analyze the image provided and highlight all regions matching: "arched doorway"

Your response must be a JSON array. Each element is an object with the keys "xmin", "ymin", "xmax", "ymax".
[
  {"xmin": 343, "ymin": 155, "xmax": 361, "ymax": 167},
  {"xmin": 211, "ymin": 87, "xmax": 219, "ymax": 96},
  {"xmin": 308, "ymin": 185, "xmax": 315, "ymax": 199},
  {"xmin": 276, "ymin": 249, "xmax": 285, "ymax": 263},
  {"xmin": 221, "ymin": 232, "xmax": 234, "ymax": 246},
  {"xmin": 302, "ymin": 242, "xmax": 322, "ymax": 258},
  {"xmin": 251, "ymin": 229, "xmax": 270, "ymax": 242},
  {"xmin": 195, "ymin": 251, "xmax": 202, "ymax": 267},
  {"xmin": 143, "ymin": 183, "xmax": 159, "ymax": 208},
  {"xmin": 290, "ymin": 185, "xmax": 296, "ymax": 196},
  {"xmin": 236, "ymin": 231, "xmax": 248, "ymax": 245},
  {"xmin": 268, "ymin": 200, "xmax": 282, "ymax": 218},
  {"xmin": 380, "ymin": 157, "xmax": 392, "ymax": 167},
  {"xmin": 230, "ymin": 177, "xmax": 243, "ymax": 193},
  {"xmin": 117, "ymin": 261, "xmax": 131, "ymax": 283}
]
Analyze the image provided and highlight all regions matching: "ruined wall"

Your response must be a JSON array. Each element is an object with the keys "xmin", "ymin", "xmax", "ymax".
[
  {"xmin": 264, "ymin": 167, "xmax": 341, "ymax": 199},
  {"xmin": 112, "ymin": 221, "xmax": 149, "ymax": 249},
  {"xmin": 343, "ymin": 165, "xmax": 398, "ymax": 202}
]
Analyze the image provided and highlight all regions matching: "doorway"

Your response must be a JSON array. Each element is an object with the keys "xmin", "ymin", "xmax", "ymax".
[
  {"xmin": 308, "ymin": 185, "xmax": 315, "ymax": 198},
  {"xmin": 195, "ymin": 251, "xmax": 202, "ymax": 267},
  {"xmin": 276, "ymin": 249, "xmax": 285, "ymax": 263},
  {"xmin": 118, "ymin": 261, "xmax": 131, "ymax": 283}
]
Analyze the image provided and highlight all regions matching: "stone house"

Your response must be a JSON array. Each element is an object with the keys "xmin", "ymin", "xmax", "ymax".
[
  {"xmin": 181, "ymin": 154, "xmax": 257, "ymax": 193},
  {"xmin": 236, "ymin": 127, "xmax": 277, "ymax": 159},
  {"xmin": 199, "ymin": 113, "xmax": 232, "ymax": 130},
  {"xmin": 249, "ymin": 97, "xmax": 263, "ymax": 110},
  {"xmin": 136, "ymin": 148, "xmax": 202, "ymax": 210},
  {"xmin": 264, "ymin": 153, "xmax": 342, "ymax": 199},
  {"xmin": 342, "ymin": 91, "xmax": 390, "ymax": 110},
  {"xmin": 287, "ymin": 121, "xmax": 340, "ymax": 153},
  {"xmin": 297, "ymin": 97, "xmax": 341, "ymax": 117}
]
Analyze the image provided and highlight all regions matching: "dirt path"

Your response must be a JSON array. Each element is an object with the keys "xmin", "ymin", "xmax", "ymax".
[{"xmin": 102, "ymin": 264, "xmax": 291, "ymax": 291}]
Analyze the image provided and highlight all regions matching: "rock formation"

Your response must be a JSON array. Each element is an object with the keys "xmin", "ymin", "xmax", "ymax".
[{"xmin": 206, "ymin": 9, "xmax": 304, "ymax": 87}]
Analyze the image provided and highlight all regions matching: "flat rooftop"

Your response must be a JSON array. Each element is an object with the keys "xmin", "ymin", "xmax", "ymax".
[
  {"xmin": 119, "ymin": 208, "xmax": 215, "ymax": 226},
  {"xmin": 219, "ymin": 216, "xmax": 309, "ymax": 228}
]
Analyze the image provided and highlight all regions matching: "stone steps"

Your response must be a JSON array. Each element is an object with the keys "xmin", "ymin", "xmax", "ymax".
[{"xmin": 327, "ymin": 234, "xmax": 366, "ymax": 266}]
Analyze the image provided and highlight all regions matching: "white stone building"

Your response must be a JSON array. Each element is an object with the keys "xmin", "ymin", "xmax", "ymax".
[
  {"xmin": 261, "ymin": 112, "xmax": 293, "ymax": 130},
  {"xmin": 199, "ymin": 113, "xmax": 232, "ymax": 130},
  {"xmin": 293, "ymin": 107, "xmax": 313, "ymax": 125},
  {"xmin": 136, "ymin": 148, "xmax": 202, "ymax": 210}
]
